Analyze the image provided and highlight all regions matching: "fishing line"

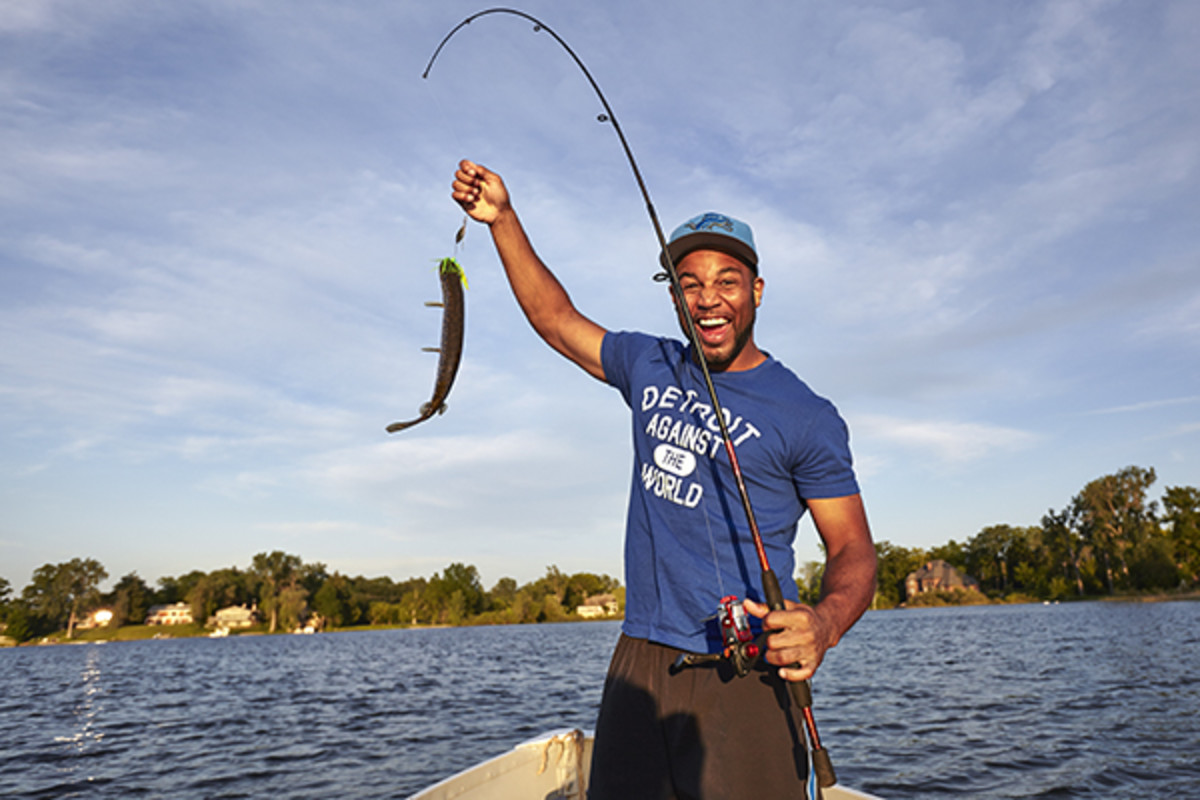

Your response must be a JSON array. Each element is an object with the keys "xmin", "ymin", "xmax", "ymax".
[
  {"xmin": 422, "ymin": 78, "xmax": 472, "ymax": 258},
  {"xmin": 424, "ymin": 8, "xmax": 836, "ymax": 791},
  {"xmin": 703, "ymin": 490, "xmax": 727, "ymax": 600}
]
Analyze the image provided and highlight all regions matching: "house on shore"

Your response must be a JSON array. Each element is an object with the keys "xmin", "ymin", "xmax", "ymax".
[
  {"xmin": 75, "ymin": 608, "xmax": 115, "ymax": 630},
  {"xmin": 209, "ymin": 604, "xmax": 258, "ymax": 629},
  {"xmin": 145, "ymin": 602, "xmax": 194, "ymax": 626},
  {"xmin": 575, "ymin": 594, "xmax": 619, "ymax": 618},
  {"xmin": 905, "ymin": 559, "xmax": 980, "ymax": 600}
]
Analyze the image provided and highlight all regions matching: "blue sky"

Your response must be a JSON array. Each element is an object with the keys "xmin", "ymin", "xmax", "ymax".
[{"xmin": 2, "ymin": 0, "xmax": 1197, "ymax": 594}]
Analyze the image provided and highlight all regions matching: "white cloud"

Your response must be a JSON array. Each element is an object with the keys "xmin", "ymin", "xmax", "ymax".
[
  {"xmin": 1087, "ymin": 396, "xmax": 1200, "ymax": 416},
  {"xmin": 854, "ymin": 414, "xmax": 1039, "ymax": 465}
]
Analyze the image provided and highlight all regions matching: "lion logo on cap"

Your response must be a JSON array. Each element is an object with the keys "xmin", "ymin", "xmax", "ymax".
[{"xmin": 685, "ymin": 213, "xmax": 735, "ymax": 234}]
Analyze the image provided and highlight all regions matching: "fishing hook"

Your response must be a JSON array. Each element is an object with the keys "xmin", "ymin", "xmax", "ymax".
[{"xmin": 424, "ymin": 9, "xmax": 836, "ymax": 790}]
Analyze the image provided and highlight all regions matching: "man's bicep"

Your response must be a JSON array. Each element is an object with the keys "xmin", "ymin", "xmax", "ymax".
[
  {"xmin": 808, "ymin": 494, "xmax": 873, "ymax": 556},
  {"xmin": 549, "ymin": 312, "xmax": 608, "ymax": 381}
]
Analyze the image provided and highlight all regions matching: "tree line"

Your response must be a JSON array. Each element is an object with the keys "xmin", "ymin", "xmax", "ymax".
[
  {"xmin": 0, "ymin": 554, "xmax": 621, "ymax": 644},
  {"xmin": 3, "ymin": 465, "xmax": 1196, "ymax": 642},
  {"xmin": 853, "ymin": 466, "xmax": 1200, "ymax": 608}
]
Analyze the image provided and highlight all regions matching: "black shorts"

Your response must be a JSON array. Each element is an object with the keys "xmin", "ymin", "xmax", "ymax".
[{"xmin": 589, "ymin": 634, "xmax": 812, "ymax": 800}]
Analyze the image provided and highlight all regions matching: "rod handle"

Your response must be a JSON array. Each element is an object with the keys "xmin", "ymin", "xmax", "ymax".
[
  {"xmin": 761, "ymin": 567, "xmax": 787, "ymax": 610},
  {"xmin": 789, "ymin": 678, "xmax": 813, "ymax": 709},
  {"xmin": 761, "ymin": 569, "xmax": 808, "ymax": 691},
  {"xmin": 812, "ymin": 745, "xmax": 837, "ymax": 788}
]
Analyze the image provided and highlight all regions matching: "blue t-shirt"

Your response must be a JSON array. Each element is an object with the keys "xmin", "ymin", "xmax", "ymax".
[{"xmin": 601, "ymin": 331, "xmax": 860, "ymax": 653}]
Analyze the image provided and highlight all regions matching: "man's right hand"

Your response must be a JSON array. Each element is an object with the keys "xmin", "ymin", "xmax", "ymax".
[{"xmin": 452, "ymin": 159, "xmax": 509, "ymax": 225}]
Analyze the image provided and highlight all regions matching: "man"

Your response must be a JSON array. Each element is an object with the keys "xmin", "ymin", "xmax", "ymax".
[{"xmin": 452, "ymin": 159, "xmax": 876, "ymax": 799}]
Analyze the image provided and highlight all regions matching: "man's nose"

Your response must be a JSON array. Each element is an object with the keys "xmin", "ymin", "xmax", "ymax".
[{"xmin": 696, "ymin": 285, "xmax": 719, "ymax": 307}]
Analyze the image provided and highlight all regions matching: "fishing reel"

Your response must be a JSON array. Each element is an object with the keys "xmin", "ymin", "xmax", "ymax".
[{"xmin": 673, "ymin": 595, "xmax": 770, "ymax": 677}]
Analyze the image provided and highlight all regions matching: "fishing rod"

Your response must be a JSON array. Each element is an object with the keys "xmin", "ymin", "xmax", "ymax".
[{"xmin": 424, "ymin": 8, "xmax": 836, "ymax": 791}]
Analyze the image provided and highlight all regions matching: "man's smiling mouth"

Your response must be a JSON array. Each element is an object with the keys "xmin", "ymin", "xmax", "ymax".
[
  {"xmin": 698, "ymin": 317, "xmax": 728, "ymax": 328},
  {"xmin": 696, "ymin": 317, "xmax": 731, "ymax": 341}
]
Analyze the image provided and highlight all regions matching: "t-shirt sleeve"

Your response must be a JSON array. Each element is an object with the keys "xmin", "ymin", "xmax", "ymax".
[
  {"xmin": 600, "ymin": 330, "xmax": 643, "ymax": 406},
  {"xmin": 791, "ymin": 404, "xmax": 860, "ymax": 500}
]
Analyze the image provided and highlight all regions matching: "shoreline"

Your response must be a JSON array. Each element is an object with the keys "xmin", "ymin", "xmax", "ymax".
[
  {"xmin": 1, "ymin": 616, "xmax": 623, "ymax": 648},
  {"xmin": 9, "ymin": 591, "xmax": 1200, "ymax": 646}
]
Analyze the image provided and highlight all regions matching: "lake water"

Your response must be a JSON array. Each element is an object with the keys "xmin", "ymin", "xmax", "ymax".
[{"xmin": 2, "ymin": 601, "xmax": 1198, "ymax": 799}]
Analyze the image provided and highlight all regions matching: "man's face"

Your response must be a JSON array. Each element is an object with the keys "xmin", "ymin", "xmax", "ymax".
[{"xmin": 671, "ymin": 249, "xmax": 764, "ymax": 372}]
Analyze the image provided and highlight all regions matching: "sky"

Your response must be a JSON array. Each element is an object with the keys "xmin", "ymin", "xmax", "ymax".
[{"xmin": 2, "ymin": 0, "xmax": 1197, "ymax": 595}]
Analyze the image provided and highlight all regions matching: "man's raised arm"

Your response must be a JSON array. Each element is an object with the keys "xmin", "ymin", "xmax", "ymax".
[{"xmin": 453, "ymin": 160, "xmax": 607, "ymax": 381}]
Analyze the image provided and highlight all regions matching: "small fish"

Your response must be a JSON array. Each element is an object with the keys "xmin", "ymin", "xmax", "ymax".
[{"xmin": 386, "ymin": 257, "xmax": 468, "ymax": 433}]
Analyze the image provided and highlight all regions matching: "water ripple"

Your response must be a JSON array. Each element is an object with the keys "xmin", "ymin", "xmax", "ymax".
[{"xmin": 2, "ymin": 604, "xmax": 1198, "ymax": 798}]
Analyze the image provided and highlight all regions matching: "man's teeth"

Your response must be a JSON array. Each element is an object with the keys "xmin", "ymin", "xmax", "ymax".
[{"xmin": 698, "ymin": 318, "xmax": 728, "ymax": 328}]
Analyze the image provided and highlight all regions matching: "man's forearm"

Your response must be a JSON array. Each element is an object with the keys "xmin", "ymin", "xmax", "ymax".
[
  {"xmin": 488, "ymin": 209, "xmax": 575, "ymax": 336},
  {"xmin": 486, "ymin": 207, "xmax": 606, "ymax": 379},
  {"xmin": 815, "ymin": 537, "xmax": 877, "ymax": 648}
]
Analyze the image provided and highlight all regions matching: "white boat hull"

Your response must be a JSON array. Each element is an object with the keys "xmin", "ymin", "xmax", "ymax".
[{"xmin": 408, "ymin": 729, "xmax": 882, "ymax": 800}]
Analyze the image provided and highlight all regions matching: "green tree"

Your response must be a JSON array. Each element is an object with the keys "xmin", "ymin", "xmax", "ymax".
[
  {"xmin": 1042, "ymin": 505, "xmax": 1090, "ymax": 596},
  {"xmin": 1074, "ymin": 466, "xmax": 1158, "ymax": 594},
  {"xmin": 347, "ymin": 575, "xmax": 404, "ymax": 622},
  {"xmin": 277, "ymin": 585, "xmax": 310, "ymax": 631},
  {"xmin": 107, "ymin": 572, "xmax": 153, "ymax": 627},
  {"xmin": 965, "ymin": 525, "xmax": 1043, "ymax": 596},
  {"xmin": 1128, "ymin": 535, "xmax": 1178, "ymax": 590},
  {"xmin": 155, "ymin": 570, "xmax": 206, "ymax": 606},
  {"xmin": 508, "ymin": 589, "xmax": 538, "ymax": 624},
  {"xmin": 368, "ymin": 600, "xmax": 403, "ymax": 625},
  {"xmin": 0, "ymin": 577, "xmax": 19, "ymax": 639},
  {"xmin": 795, "ymin": 561, "xmax": 825, "ymax": 605},
  {"xmin": 427, "ymin": 563, "xmax": 486, "ymax": 624},
  {"xmin": 1007, "ymin": 526, "xmax": 1056, "ymax": 596},
  {"xmin": 530, "ymin": 565, "xmax": 569, "ymax": 605},
  {"xmin": 488, "ymin": 577, "xmax": 519, "ymax": 611},
  {"xmin": 398, "ymin": 586, "xmax": 429, "ymax": 625},
  {"xmin": 873, "ymin": 541, "xmax": 927, "ymax": 608},
  {"xmin": 4, "ymin": 602, "xmax": 35, "ymax": 642},
  {"xmin": 966, "ymin": 525, "xmax": 1010, "ymax": 593},
  {"xmin": 251, "ymin": 551, "xmax": 304, "ymax": 633},
  {"xmin": 22, "ymin": 558, "xmax": 108, "ymax": 638},
  {"xmin": 312, "ymin": 573, "xmax": 358, "ymax": 628},
  {"xmin": 928, "ymin": 540, "xmax": 967, "ymax": 571},
  {"xmin": 1163, "ymin": 485, "xmax": 1200, "ymax": 586},
  {"xmin": 543, "ymin": 594, "xmax": 570, "ymax": 621},
  {"xmin": 299, "ymin": 562, "xmax": 329, "ymax": 597}
]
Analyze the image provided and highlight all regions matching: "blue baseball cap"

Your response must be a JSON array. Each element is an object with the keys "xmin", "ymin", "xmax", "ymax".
[{"xmin": 660, "ymin": 212, "xmax": 758, "ymax": 274}]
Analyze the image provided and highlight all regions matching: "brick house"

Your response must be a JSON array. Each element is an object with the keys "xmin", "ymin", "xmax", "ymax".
[{"xmin": 904, "ymin": 559, "xmax": 981, "ymax": 600}]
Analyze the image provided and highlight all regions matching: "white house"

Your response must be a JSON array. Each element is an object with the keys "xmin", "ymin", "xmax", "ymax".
[
  {"xmin": 145, "ymin": 602, "xmax": 194, "ymax": 626},
  {"xmin": 210, "ymin": 604, "xmax": 257, "ymax": 629},
  {"xmin": 575, "ymin": 594, "xmax": 619, "ymax": 618},
  {"xmin": 75, "ymin": 607, "xmax": 115, "ymax": 630}
]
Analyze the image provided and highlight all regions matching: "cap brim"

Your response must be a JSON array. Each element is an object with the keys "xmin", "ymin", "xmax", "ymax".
[{"xmin": 661, "ymin": 232, "xmax": 758, "ymax": 271}]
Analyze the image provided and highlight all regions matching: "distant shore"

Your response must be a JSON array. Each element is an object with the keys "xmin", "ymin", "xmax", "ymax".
[
  {"xmin": 1, "ymin": 616, "xmax": 622, "ymax": 648},
  {"xmin": 894, "ymin": 587, "xmax": 1200, "ymax": 610},
  {"xmin": 8, "ymin": 589, "xmax": 1200, "ymax": 648}
]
